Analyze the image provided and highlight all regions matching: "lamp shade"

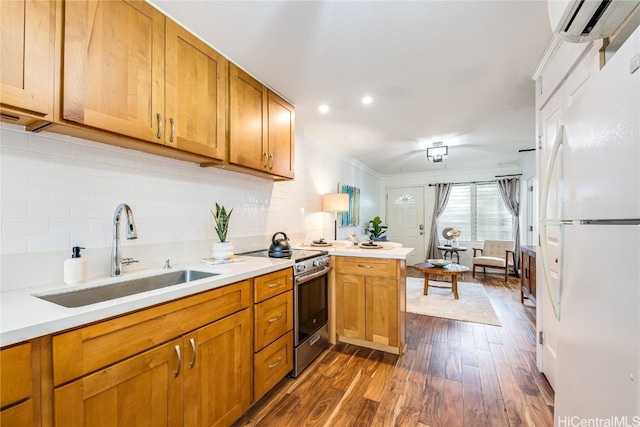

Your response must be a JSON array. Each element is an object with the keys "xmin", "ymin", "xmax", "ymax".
[{"xmin": 322, "ymin": 193, "xmax": 349, "ymax": 212}]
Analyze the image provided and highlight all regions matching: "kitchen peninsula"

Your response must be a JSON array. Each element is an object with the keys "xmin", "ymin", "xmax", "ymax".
[{"xmin": 316, "ymin": 242, "xmax": 414, "ymax": 356}]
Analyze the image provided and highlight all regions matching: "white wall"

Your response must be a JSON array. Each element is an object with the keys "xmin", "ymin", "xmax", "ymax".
[{"xmin": 0, "ymin": 123, "xmax": 381, "ymax": 290}]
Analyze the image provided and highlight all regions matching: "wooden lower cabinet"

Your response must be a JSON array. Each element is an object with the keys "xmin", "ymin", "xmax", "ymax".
[
  {"xmin": 54, "ymin": 338, "xmax": 183, "ymax": 427},
  {"xmin": 54, "ymin": 308, "xmax": 251, "ymax": 427},
  {"xmin": 51, "ymin": 281, "xmax": 252, "ymax": 427},
  {"xmin": 0, "ymin": 338, "xmax": 49, "ymax": 427},
  {"xmin": 252, "ymin": 268, "xmax": 294, "ymax": 402},
  {"xmin": 334, "ymin": 256, "xmax": 405, "ymax": 355},
  {"xmin": 183, "ymin": 309, "xmax": 252, "ymax": 427}
]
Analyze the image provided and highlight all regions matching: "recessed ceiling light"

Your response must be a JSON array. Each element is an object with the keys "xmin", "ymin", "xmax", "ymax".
[
  {"xmin": 362, "ymin": 96, "xmax": 373, "ymax": 105},
  {"xmin": 319, "ymin": 105, "xmax": 330, "ymax": 113}
]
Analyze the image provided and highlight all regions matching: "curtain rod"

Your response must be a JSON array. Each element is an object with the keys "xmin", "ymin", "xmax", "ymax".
[{"xmin": 427, "ymin": 174, "xmax": 521, "ymax": 187}]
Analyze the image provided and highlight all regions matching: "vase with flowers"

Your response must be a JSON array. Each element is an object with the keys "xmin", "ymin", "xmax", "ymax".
[
  {"xmin": 447, "ymin": 228, "xmax": 461, "ymax": 248},
  {"xmin": 211, "ymin": 203, "xmax": 234, "ymax": 260}
]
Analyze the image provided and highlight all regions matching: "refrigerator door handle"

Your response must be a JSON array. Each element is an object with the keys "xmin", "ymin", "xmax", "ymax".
[{"xmin": 539, "ymin": 125, "xmax": 565, "ymax": 321}]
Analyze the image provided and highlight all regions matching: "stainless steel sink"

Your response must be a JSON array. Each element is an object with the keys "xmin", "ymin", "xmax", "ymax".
[{"xmin": 36, "ymin": 269, "xmax": 220, "ymax": 308}]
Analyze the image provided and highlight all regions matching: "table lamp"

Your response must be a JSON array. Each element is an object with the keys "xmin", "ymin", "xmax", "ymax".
[{"xmin": 322, "ymin": 193, "xmax": 349, "ymax": 240}]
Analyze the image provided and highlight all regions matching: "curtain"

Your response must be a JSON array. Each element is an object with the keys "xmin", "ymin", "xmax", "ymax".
[
  {"xmin": 426, "ymin": 183, "xmax": 452, "ymax": 260},
  {"xmin": 496, "ymin": 178, "xmax": 521, "ymax": 272}
]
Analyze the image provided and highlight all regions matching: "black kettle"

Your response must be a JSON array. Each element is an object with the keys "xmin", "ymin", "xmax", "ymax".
[{"xmin": 269, "ymin": 232, "xmax": 292, "ymax": 258}]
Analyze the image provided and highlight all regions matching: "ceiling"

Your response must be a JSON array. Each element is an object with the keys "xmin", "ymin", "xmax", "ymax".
[{"xmin": 150, "ymin": 0, "xmax": 553, "ymax": 176}]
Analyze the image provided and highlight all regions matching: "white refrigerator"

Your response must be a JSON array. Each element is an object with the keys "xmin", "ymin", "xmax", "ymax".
[{"xmin": 540, "ymin": 26, "xmax": 640, "ymax": 422}]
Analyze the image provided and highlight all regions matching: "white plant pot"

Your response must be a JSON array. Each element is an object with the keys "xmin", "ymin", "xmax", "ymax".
[{"xmin": 212, "ymin": 241, "xmax": 234, "ymax": 260}]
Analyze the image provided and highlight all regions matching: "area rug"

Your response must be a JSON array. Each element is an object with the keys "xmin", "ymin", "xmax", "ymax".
[{"xmin": 406, "ymin": 277, "xmax": 501, "ymax": 326}]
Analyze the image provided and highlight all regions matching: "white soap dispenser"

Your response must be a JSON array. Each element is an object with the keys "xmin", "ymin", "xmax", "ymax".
[{"xmin": 64, "ymin": 246, "xmax": 88, "ymax": 285}]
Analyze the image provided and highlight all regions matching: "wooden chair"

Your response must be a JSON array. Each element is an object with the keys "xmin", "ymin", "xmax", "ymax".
[{"xmin": 472, "ymin": 240, "xmax": 516, "ymax": 282}]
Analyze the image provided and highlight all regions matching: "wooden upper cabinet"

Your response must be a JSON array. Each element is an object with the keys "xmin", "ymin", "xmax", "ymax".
[
  {"xmin": 229, "ymin": 64, "xmax": 267, "ymax": 171},
  {"xmin": 0, "ymin": 0, "xmax": 55, "ymax": 123},
  {"xmin": 229, "ymin": 64, "xmax": 295, "ymax": 179},
  {"xmin": 61, "ymin": 0, "xmax": 165, "ymax": 143},
  {"xmin": 164, "ymin": 19, "xmax": 227, "ymax": 160},
  {"xmin": 268, "ymin": 91, "xmax": 295, "ymax": 179}
]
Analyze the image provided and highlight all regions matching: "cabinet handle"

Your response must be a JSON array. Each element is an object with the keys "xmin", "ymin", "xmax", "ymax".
[
  {"xmin": 358, "ymin": 265, "xmax": 373, "ymax": 269},
  {"xmin": 267, "ymin": 313, "xmax": 283, "ymax": 323},
  {"xmin": 189, "ymin": 338, "xmax": 196, "ymax": 369},
  {"xmin": 169, "ymin": 117, "xmax": 175, "ymax": 143},
  {"xmin": 268, "ymin": 357, "xmax": 282, "ymax": 369},
  {"xmin": 309, "ymin": 334, "xmax": 321, "ymax": 346},
  {"xmin": 156, "ymin": 113, "xmax": 163, "ymax": 139},
  {"xmin": 263, "ymin": 152, "xmax": 268, "ymax": 168},
  {"xmin": 173, "ymin": 345, "xmax": 181, "ymax": 378},
  {"xmin": 525, "ymin": 268, "xmax": 530, "ymax": 279},
  {"xmin": 269, "ymin": 154, "xmax": 274, "ymax": 170},
  {"xmin": 268, "ymin": 281, "xmax": 282, "ymax": 288}
]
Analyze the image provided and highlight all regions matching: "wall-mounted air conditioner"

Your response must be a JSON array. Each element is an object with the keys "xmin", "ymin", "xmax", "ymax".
[{"xmin": 549, "ymin": 0, "xmax": 640, "ymax": 43}]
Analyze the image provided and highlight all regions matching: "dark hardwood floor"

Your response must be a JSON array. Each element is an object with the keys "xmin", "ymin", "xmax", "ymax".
[{"xmin": 233, "ymin": 267, "xmax": 554, "ymax": 427}]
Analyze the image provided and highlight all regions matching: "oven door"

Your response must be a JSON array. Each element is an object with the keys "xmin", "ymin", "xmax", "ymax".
[{"xmin": 294, "ymin": 266, "xmax": 329, "ymax": 346}]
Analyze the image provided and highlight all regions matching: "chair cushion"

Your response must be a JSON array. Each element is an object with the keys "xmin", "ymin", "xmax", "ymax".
[
  {"xmin": 473, "ymin": 256, "xmax": 506, "ymax": 268},
  {"xmin": 481, "ymin": 240, "xmax": 515, "ymax": 257}
]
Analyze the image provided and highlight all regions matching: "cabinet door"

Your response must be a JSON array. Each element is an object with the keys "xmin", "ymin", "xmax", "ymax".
[
  {"xmin": 0, "ymin": 342, "xmax": 34, "ymax": 426},
  {"xmin": 54, "ymin": 339, "xmax": 183, "ymax": 427},
  {"xmin": 0, "ymin": 0, "xmax": 55, "ymax": 120},
  {"xmin": 183, "ymin": 309, "xmax": 251, "ymax": 427},
  {"xmin": 61, "ymin": 0, "xmax": 164, "ymax": 143},
  {"xmin": 267, "ymin": 91, "xmax": 295, "ymax": 179},
  {"xmin": 165, "ymin": 19, "xmax": 227, "ymax": 160},
  {"xmin": 229, "ymin": 64, "xmax": 267, "ymax": 171},
  {"xmin": 365, "ymin": 277, "xmax": 398, "ymax": 347},
  {"xmin": 335, "ymin": 274, "xmax": 366, "ymax": 340}
]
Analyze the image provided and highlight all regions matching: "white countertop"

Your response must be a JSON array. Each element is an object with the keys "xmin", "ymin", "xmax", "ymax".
[
  {"xmin": 301, "ymin": 241, "xmax": 414, "ymax": 259},
  {"xmin": 0, "ymin": 256, "xmax": 293, "ymax": 347},
  {"xmin": 1, "ymin": 244, "xmax": 414, "ymax": 347}
]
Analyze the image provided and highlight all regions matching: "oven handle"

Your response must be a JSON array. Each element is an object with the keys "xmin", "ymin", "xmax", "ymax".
[{"xmin": 295, "ymin": 266, "xmax": 331, "ymax": 285}]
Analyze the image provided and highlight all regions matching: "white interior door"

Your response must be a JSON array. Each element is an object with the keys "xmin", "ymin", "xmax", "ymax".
[{"xmin": 386, "ymin": 187, "xmax": 425, "ymax": 266}]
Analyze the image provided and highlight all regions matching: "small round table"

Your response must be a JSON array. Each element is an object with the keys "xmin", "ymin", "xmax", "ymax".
[
  {"xmin": 414, "ymin": 262, "xmax": 470, "ymax": 299},
  {"xmin": 436, "ymin": 245, "xmax": 467, "ymax": 263}
]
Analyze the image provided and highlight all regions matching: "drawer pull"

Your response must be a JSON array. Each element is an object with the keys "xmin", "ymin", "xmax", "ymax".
[
  {"xmin": 268, "ymin": 281, "xmax": 282, "ymax": 288},
  {"xmin": 189, "ymin": 338, "xmax": 196, "ymax": 369},
  {"xmin": 358, "ymin": 265, "xmax": 373, "ymax": 269},
  {"xmin": 268, "ymin": 357, "xmax": 282, "ymax": 369},
  {"xmin": 173, "ymin": 345, "xmax": 181, "ymax": 378},
  {"xmin": 310, "ymin": 334, "xmax": 321, "ymax": 346},
  {"xmin": 268, "ymin": 313, "xmax": 283, "ymax": 323}
]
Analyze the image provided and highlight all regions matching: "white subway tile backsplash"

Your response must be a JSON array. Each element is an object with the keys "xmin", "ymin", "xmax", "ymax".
[
  {"xmin": 1, "ymin": 201, "xmax": 27, "ymax": 218},
  {"xmin": 28, "ymin": 234, "xmax": 70, "ymax": 252},
  {"xmin": 0, "ymin": 236, "xmax": 28, "ymax": 254},
  {"xmin": 2, "ymin": 219, "xmax": 50, "ymax": 236},
  {"xmin": 2, "ymin": 125, "xmax": 382, "ymax": 292}
]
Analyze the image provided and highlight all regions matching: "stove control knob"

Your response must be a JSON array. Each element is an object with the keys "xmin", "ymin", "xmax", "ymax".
[
  {"xmin": 312, "ymin": 259, "xmax": 320, "ymax": 267},
  {"xmin": 296, "ymin": 264, "xmax": 306, "ymax": 272}
]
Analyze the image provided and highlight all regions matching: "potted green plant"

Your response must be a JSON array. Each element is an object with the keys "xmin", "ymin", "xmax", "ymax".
[
  {"xmin": 366, "ymin": 216, "xmax": 388, "ymax": 241},
  {"xmin": 211, "ymin": 203, "xmax": 234, "ymax": 259}
]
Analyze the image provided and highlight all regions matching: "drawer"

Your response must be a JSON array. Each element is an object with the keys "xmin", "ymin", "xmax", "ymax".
[
  {"xmin": 254, "ymin": 331, "xmax": 293, "ymax": 401},
  {"xmin": 254, "ymin": 291, "xmax": 293, "ymax": 351},
  {"xmin": 53, "ymin": 279, "xmax": 251, "ymax": 385},
  {"xmin": 336, "ymin": 256, "xmax": 397, "ymax": 278},
  {"xmin": 254, "ymin": 268, "xmax": 292, "ymax": 303},
  {"xmin": 1, "ymin": 342, "xmax": 32, "ymax": 407}
]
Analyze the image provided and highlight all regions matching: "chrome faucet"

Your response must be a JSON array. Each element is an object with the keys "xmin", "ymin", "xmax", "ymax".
[{"xmin": 111, "ymin": 203, "xmax": 138, "ymax": 277}]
